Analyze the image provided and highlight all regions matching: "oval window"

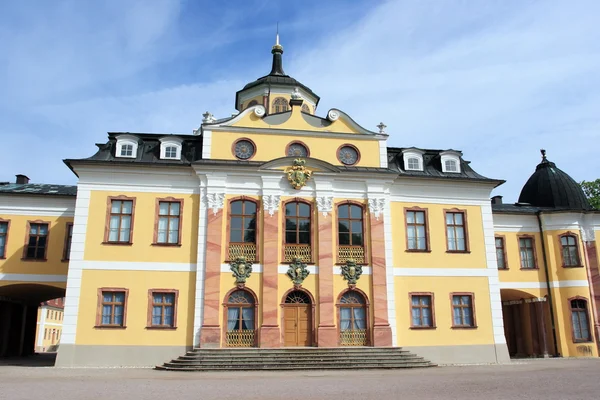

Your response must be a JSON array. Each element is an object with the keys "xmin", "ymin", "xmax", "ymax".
[
  {"xmin": 337, "ymin": 145, "xmax": 359, "ymax": 166},
  {"xmin": 233, "ymin": 139, "xmax": 256, "ymax": 160}
]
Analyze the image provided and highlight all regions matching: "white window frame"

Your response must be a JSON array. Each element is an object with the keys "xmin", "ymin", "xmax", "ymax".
[
  {"xmin": 402, "ymin": 149, "xmax": 424, "ymax": 171},
  {"xmin": 440, "ymin": 151, "xmax": 461, "ymax": 173},
  {"xmin": 115, "ymin": 135, "xmax": 139, "ymax": 159},
  {"xmin": 159, "ymin": 137, "xmax": 183, "ymax": 160}
]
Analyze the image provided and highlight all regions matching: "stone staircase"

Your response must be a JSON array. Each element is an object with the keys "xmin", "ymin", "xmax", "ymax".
[{"xmin": 156, "ymin": 347, "xmax": 436, "ymax": 371}]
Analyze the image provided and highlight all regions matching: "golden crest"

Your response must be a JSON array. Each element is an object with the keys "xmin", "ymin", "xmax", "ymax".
[{"xmin": 286, "ymin": 159, "xmax": 312, "ymax": 190}]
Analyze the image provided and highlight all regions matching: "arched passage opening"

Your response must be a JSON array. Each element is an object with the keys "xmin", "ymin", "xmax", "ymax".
[
  {"xmin": 501, "ymin": 289, "xmax": 555, "ymax": 358},
  {"xmin": 0, "ymin": 283, "xmax": 65, "ymax": 358},
  {"xmin": 281, "ymin": 288, "xmax": 315, "ymax": 347}
]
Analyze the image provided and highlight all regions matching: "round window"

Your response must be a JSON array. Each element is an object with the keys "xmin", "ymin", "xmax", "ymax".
[
  {"xmin": 287, "ymin": 143, "xmax": 309, "ymax": 157},
  {"xmin": 233, "ymin": 139, "xmax": 255, "ymax": 160},
  {"xmin": 338, "ymin": 145, "xmax": 359, "ymax": 165}
]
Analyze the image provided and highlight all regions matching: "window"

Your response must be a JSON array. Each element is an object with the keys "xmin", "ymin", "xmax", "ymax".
[
  {"xmin": 246, "ymin": 100, "xmax": 258, "ymax": 109},
  {"xmin": 452, "ymin": 293, "xmax": 475, "ymax": 328},
  {"xmin": 155, "ymin": 200, "xmax": 182, "ymax": 245},
  {"xmin": 272, "ymin": 97, "xmax": 289, "ymax": 113},
  {"xmin": 410, "ymin": 294, "xmax": 434, "ymax": 328},
  {"xmin": 97, "ymin": 289, "xmax": 128, "ymax": 327},
  {"xmin": 233, "ymin": 138, "xmax": 256, "ymax": 160},
  {"xmin": 115, "ymin": 134, "xmax": 138, "ymax": 159},
  {"xmin": 24, "ymin": 222, "xmax": 49, "ymax": 260},
  {"xmin": 228, "ymin": 199, "xmax": 258, "ymax": 262},
  {"xmin": 47, "ymin": 310, "xmax": 50, "ymax": 318},
  {"xmin": 495, "ymin": 236, "xmax": 507, "ymax": 269},
  {"xmin": 165, "ymin": 146, "xmax": 177, "ymax": 158},
  {"xmin": 560, "ymin": 233, "xmax": 581, "ymax": 267},
  {"xmin": 445, "ymin": 211, "xmax": 468, "ymax": 252},
  {"xmin": 159, "ymin": 137, "xmax": 183, "ymax": 160},
  {"xmin": 338, "ymin": 203, "xmax": 365, "ymax": 263},
  {"xmin": 63, "ymin": 223, "xmax": 73, "ymax": 261},
  {"xmin": 339, "ymin": 290, "xmax": 368, "ymax": 346},
  {"xmin": 570, "ymin": 298, "xmax": 591, "ymax": 342},
  {"xmin": 440, "ymin": 151, "xmax": 461, "ymax": 173},
  {"xmin": 402, "ymin": 149, "xmax": 424, "ymax": 171},
  {"xmin": 518, "ymin": 236, "xmax": 537, "ymax": 269},
  {"xmin": 286, "ymin": 142, "xmax": 309, "ymax": 157},
  {"xmin": 284, "ymin": 201, "xmax": 312, "ymax": 262},
  {"xmin": 225, "ymin": 289, "xmax": 256, "ymax": 347},
  {"xmin": 44, "ymin": 329, "xmax": 48, "ymax": 340},
  {"xmin": 407, "ymin": 158, "xmax": 420, "ymax": 170},
  {"xmin": 0, "ymin": 220, "xmax": 8, "ymax": 258},
  {"xmin": 337, "ymin": 145, "xmax": 360, "ymax": 166},
  {"xmin": 301, "ymin": 103, "xmax": 311, "ymax": 114},
  {"xmin": 106, "ymin": 198, "xmax": 135, "ymax": 244},
  {"xmin": 120, "ymin": 144, "xmax": 133, "ymax": 157},
  {"xmin": 148, "ymin": 290, "xmax": 178, "ymax": 328},
  {"xmin": 405, "ymin": 209, "xmax": 428, "ymax": 251}
]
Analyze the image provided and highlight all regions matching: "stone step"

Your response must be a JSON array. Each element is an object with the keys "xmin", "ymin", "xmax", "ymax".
[
  {"xmin": 175, "ymin": 355, "xmax": 424, "ymax": 362},
  {"xmin": 156, "ymin": 362, "xmax": 435, "ymax": 371},
  {"xmin": 168, "ymin": 357, "xmax": 426, "ymax": 365},
  {"xmin": 184, "ymin": 349, "xmax": 411, "ymax": 356}
]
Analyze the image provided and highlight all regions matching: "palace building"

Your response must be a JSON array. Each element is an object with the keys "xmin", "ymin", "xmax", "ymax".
[{"xmin": 0, "ymin": 36, "xmax": 599, "ymax": 367}]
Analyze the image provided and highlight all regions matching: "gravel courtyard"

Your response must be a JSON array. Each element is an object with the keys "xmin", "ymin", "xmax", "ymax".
[{"xmin": 1, "ymin": 358, "xmax": 599, "ymax": 400}]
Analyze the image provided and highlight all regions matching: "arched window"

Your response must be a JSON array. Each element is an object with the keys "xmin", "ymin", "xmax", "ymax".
[
  {"xmin": 228, "ymin": 200, "xmax": 257, "ymax": 262},
  {"xmin": 225, "ymin": 290, "xmax": 256, "ymax": 347},
  {"xmin": 272, "ymin": 97, "xmax": 289, "ymax": 113},
  {"xmin": 560, "ymin": 234, "xmax": 581, "ymax": 267},
  {"xmin": 338, "ymin": 290, "xmax": 368, "ymax": 346},
  {"xmin": 301, "ymin": 104, "xmax": 310, "ymax": 114},
  {"xmin": 284, "ymin": 201, "xmax": 312, "ymax": 262},
  {"xmin": 337, "ymin": 203, "xmax": 365, "ymax": 263},
  {"xmin": 246, "ymin": 100, "xmax": 258, "ymax": 109},
  {"xmin": 569, "ymin": 298, "xmax": 591, "ymax": 342}
]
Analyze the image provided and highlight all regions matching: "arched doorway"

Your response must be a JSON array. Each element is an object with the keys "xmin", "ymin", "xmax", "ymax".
[
  {"xmin": 282, "ymin": 289, "xmax": 313, "ymax": 347},
  {"xmin": 337, "ymin": 289, "xmax": 369, "ymax": 346},
  {"xmin": 223, "ymin": 289, "xmax": 257, "ymax": 347}
]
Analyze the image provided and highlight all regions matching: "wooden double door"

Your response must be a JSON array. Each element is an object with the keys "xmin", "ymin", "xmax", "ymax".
[{"xmin": 283, "ymin": 304, "xmax": 311, "ymax": 347}]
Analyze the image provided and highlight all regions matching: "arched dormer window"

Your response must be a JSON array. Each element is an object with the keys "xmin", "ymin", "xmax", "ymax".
[
  {"xmin": 440, "ymin": 151, "xmax": 461, "ymax": 173},
  {"xmin": 337, "ymin": 203, "xmax": 365, "ymax": 264},
  {"xmin": 272, "ymin": 97, "xmax": 289, "ymax": 113},
  {"xmin": 159, "ymin": 137, "xmax": 183, "ymax": 160},
  {"xmin": 115, "ymin": 134, "xmax": 139, "ymax": 159},
  {"xmin": 560, "ymin": 233, "xmax": 581, "ymax": 267},
  {"xmin": 402, "ymin": 149, "xmax": 424, "ymax": 171}
]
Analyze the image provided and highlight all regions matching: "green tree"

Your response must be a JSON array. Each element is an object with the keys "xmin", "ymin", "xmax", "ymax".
[{"xmin": 581, "ymin": 179, "xmax": 600, "ymax": 210}]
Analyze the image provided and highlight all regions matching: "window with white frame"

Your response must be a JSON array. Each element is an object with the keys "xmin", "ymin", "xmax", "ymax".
[
  {"xmin": 159, "ymin": 137, "xmax": 183, "ymax": 160},
  {"xmin": 440, "ymin": 151, "xmax": 461, "ymax": 173},
  {"xmin": 115, "ymin": 135, "xmax": 138, "ymax": 159},
  {"xmin": 402, "ymin": 149, "xmax": 424, "ymax": 171}
]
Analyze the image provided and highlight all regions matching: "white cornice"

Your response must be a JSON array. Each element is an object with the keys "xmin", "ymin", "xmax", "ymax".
[
  {"xmin": 0, "ymin": 195, "xmax": 75, "ymax": 217},
  {"xmin": 207, "ymin": 125, "xmax": 388, "ymax": 141}
]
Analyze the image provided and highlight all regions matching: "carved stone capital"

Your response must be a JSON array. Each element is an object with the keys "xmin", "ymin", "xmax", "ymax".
[
  {"xmin": 316, "ymin": 196, "xmax": 334, "ymax": 216},
  {"xmin": 206, "ymin": 193, "xmax": 225, "ymax": 215},
  {"xmin": 581, "ymin": 225, "xmax": 596, "ymax": 242},
  {"xmin": 368, "ymin": 197, "xmax": 386, "ymax": 220},
  {"xmin": 262, "ymin": 194, "xmax": 281, "ymax": 217}
]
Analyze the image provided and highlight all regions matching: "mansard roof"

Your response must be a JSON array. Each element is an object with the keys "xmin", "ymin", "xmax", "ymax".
[{"xmin": 0, "ymin": 182, "xmax": 76, "ymax": 197}]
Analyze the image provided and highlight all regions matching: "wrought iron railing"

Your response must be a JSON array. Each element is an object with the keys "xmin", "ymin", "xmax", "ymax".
[
  {"xmin": 338, "ymin": 246, "xmax": 365, "ymax": 264},
  {"xmin": 340, "ymin": 329, "xmax": 368, "ymax": 346},
  {"xmin": 228, "ymin": 244, "xmax": 257, "ymax": 262},
  {"xmin": 225, "ymin": 329, "xmax": 255, "ymax": 347},
  {"xmin": 284, "ymin": 244, "xmax": 312, "ymax": 263}
]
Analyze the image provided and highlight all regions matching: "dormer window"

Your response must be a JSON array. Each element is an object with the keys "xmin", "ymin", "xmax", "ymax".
[
  {"xmin": 115, "ymin": 135, "xmax": 139, "ymax": 159},
  {"xmin": 440, "ymin": 151, "xmax": 461, "ymax": 173},
  {"xmin": 402, "ymin": 149, "xmax": 424, "ymax": 171},
  {"xmin": 159, "ymin": 137, "xmax": 183, "ymax": 160}
]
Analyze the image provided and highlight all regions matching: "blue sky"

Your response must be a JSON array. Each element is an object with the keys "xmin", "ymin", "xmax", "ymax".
[{"xmin": 1, "ymin": 0, "xmax": 599, "ymax": 202}]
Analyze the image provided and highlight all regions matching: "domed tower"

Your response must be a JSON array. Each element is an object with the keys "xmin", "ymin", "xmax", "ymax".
[
  {"xmin": 518, "ymin": 150, "xmax": 591, "ymax": 210},
  {"xmin": 234, "ymin": 33, "xmax": 320, "ymax": 115}
]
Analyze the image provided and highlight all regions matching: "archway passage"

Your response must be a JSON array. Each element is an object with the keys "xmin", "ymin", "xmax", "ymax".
[
  {"xmin": 0, "ymin": 284, "xmax": 65, "ymax": 359},
  {"xmin": 338, "ymin": 290, "xmax": 368, "ymax": 346},
  {"xmin": 501, "ymin": 289, "xmax": 555, "ymax": 358},
  {"xmin": 224, "ymin": 290, "xmax": 256, "ymax": 347},
  {"xmin": 283, "ymin": 290, "xmax": 312, "ymax": 347}
]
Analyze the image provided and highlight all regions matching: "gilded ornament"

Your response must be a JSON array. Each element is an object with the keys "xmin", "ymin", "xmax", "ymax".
[
  {"xmin": 230, "ymin": 256, "xmax": 253, "ymax": 288},
  {"xmin": 340, "ymin": 258, "xmax": 363, "ymax": 287},
  {"xmin": 286, "ymin": 158, "xmax": 312, "ymax": 190},
  {"xmin": 286, "ymin": 257, "xmax": 310, "ymax": 288}
]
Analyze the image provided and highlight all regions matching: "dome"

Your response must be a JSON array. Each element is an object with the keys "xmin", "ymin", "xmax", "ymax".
[{"xmin": 518, "ymin": 150, "xmax": 591, "ymax": 210}]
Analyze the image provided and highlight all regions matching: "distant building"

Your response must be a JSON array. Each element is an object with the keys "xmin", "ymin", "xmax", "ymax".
[
  {"xmin": 0, "ymin": 36, "xmax": 598, "ymax": 366},
  {"xmin": 35, "ymin": 298, "xmax": 64, "ymax": 352}
]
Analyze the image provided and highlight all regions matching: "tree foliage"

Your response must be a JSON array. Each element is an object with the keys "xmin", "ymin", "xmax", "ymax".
[{"xmin": 581, "ymin": 179, "xmax": 600, "ymax": 210}]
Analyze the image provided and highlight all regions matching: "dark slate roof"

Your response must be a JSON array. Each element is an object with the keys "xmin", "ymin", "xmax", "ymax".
[
  {"xmin": 386, "ymin": 147, "xmax": 504, "ymax": 186},
  {"xmin": 492, "ymin": 203, "xmax": 600, "ymax": 215},
  {"xmin": 65, "ymin": 132, "xmax": 203, "ymax": 172},
  {"xmin": 0, "ymin": 183, "xmax": 77, "ymax": 197},
  {"xmin": 518, "ymin": 152, "xmax": 591, "ymax": 211}
]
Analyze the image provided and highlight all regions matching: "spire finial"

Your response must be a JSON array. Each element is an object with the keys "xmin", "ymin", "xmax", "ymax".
[
  {"xmin": 276, "ymin": 22, "xmax": 279, "ymax": 46},
  {"xmin": 540, "ymin": 148, "xmax": 547, "ymax": 161}
]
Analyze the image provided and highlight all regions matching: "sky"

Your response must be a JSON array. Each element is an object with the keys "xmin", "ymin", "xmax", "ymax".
[{"xmin": 1, "ymin": 0, "xmax": 599, "ymax": 202}]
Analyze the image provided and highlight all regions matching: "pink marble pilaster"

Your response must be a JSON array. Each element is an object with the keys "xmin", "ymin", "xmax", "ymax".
[
  {"xmin": 584, "ymin": 241, "xmax": 600, "ymax": 354},
  {"xmin": 200, "ymin": 209, "xmax": 223, "ymax": 347},
  {"xmin": 317, "ymin": 211, "xmax": 337, "ymax": 347},
  {"xmin": 369, "ymin": 213, "xmax": 393, "ymax": 347},
  {"xmin": 260, "ymin": 207, "xmax": 281, "ymax": 347}
]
